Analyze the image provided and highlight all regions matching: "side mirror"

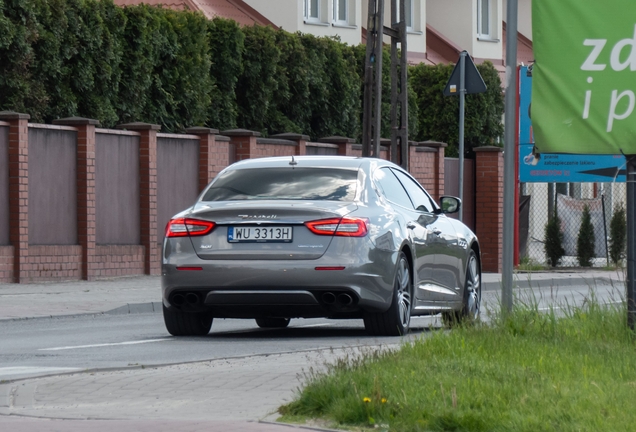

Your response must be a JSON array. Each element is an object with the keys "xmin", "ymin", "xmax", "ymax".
[{"xmin": 439, "ymin": 196, "xmax": 461, "ymax": 214}]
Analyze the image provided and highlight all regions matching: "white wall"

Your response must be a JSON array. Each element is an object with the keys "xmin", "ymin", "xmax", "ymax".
[
  {"xmin": 503, "ymin": 0, "xmax": 532, "ymax": 41},
  {"xmin": 427, "ymin": 0, "xmax": 474, "ymax": 52},
  {"xmin": 427, "ymin": 0, "xmax": 502, "ymax": 60},
  {"xmin": 244, "ymin": 0, "xmax": 362, "ymax": 45},
  {"xmin": 243, "ymin": 0, "xmax": 301, "ymax": 33}
]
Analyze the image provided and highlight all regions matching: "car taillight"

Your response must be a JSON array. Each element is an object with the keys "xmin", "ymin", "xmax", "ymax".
[
  {"xmin": 165, "ymin": 218, "xmax": 215, "ymax": 237},
  {"xmin": 305, "ymin": 217, "xmax": 369, "ymax": 237}
]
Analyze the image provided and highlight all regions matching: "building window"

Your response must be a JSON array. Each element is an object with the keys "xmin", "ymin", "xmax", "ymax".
[
  {"xmin": 334, "ymin": 0, "xmax": 348, "ymax": 25},
  {"xmin": 305, "ymin": 0, "xmax": 320, "ymax": 22},
  {"xmin": 477, "ymin": 0, "xmax": 491, "ymax": 38},
  {"xmin": 396, "ymin": 0, "xmax": 414, "ymax": 31},
  {"xmin": 405, "ymin": 0, "xmax": 413, "ymax": 30}
]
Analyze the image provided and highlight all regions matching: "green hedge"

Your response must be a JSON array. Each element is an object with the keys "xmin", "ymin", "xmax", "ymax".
[
  {"xmin": 0, "ymin": 0, "xmax": 503, "ymax": 150},
  {"xmin": 410, "ymin": 61, "xmax": 504, "ymax": 157}
]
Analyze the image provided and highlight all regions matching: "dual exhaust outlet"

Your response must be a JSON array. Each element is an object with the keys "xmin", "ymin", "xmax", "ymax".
[
  {"xmin": 321, "ymin": 292, "xmax": 354, "ymax": 307},
  {"xmin": 171, "ymin": 292, "xmax": 201, "ymax": 307}
]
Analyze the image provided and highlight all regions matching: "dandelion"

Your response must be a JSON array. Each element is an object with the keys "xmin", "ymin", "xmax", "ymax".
[
  {"xmin": 363, "ymin": 397, "xmax": 371, "ymax": 403},
  {"xmin": 381, "ymin": 398, "xmax": 387, "ymax": 404}
]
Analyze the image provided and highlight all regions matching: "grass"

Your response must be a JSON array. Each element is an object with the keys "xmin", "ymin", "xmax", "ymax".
[
  {"xmin": 279, "ymin": 291, "xmax": 636, "ymax": 431},
  {"xmin": 515, "ymin": 256, "xmax": 548, "ymax": 271}
]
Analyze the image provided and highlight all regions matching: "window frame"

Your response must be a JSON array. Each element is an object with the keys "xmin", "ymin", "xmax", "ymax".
[
  {"xmin": 333, "ymin": 0, "xmax": 348, "ymax": 26},
  {"xmin": 390, "ymin": 168, "xmax": 438, "ymax": 214},
  {"xmin": 305, "ymin": 0, "xmax": 321, "ymax": 23},
  {"xmin": 476, "ymin": 0, "xmax": 491, "ymax": 39},
  {"xmin": 396, "ymin": 0, "xmax": 414, "ymax": 31}
]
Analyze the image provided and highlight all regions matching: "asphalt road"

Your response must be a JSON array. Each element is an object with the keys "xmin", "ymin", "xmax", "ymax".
[
  {"xmin": 0, "ymin": 280, "xmax": 622, "ymax": 382},
  {"xmin": 0, "ymin": 314, "xmax": 443, "ymax": 381}
]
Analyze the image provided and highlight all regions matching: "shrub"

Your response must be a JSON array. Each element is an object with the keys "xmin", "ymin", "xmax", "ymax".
[
  {"xmin": 408, "ymin": 60, "xmax": 504, "ymax": 157},
  {"xmin": 576, "ymin": 204, "xmax": 595, "ymax": 267},
  {"xmin": 609, "ymin": 203, "xmax": 627, "ymax": 266},
  {"xmin": 544, "ymin": 211, "xmax": 565, "ymax": 267}
]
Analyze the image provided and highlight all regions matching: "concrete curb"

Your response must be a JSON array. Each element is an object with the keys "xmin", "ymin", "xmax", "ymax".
[
  {"xmin": 105, "ymin": 302, "xmax": 163, "ymax": 315},
  {"xmin": 482, "ymin": 276, "xmax": 624, "ymax": 292}
]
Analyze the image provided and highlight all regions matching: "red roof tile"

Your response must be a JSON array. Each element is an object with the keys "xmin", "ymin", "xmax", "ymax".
[{"xmin": 113, "ymin": 0, "xmax": 275, "ymax": 27}]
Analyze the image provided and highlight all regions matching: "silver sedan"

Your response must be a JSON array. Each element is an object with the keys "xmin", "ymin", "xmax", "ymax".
[{"xmin": 161, "ymin": 156, "xmax": 481, "ymax": 336}]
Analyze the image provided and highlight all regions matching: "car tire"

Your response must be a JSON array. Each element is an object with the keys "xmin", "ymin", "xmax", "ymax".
[
  {"xmin": 364, "ymin": 251, "xmax": 412, "ymax": 336},
  {"xmin": 255, "ymin": 318, "xmax": 291, "ymax": 328},
  {"xmin": 442, "ymin": 250, "xmax": 481, "ymax": 327},
  {"xmin": 163, "ymin": 305, "xmax": 213, "ymax": 336}
]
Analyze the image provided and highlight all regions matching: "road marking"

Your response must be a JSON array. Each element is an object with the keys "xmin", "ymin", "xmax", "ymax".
[
  {"xmin": 39, "ymin": 338, "xmax": 171, "ymax": 351},
  {"xmin": 295, "ymin": 323, "xmax": 332, "ymax": 328},
  {"xmin": 0, "ymin": 366, "xmax": 80, "ymax": 376}
]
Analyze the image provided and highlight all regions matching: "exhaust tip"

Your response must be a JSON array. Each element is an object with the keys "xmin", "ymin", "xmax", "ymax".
[
  {"xmin": 172, "ymin": 294, "xmax": 186, "ymax": 306},
  {"xmin": 185, "ymin": 292, "xmax": 200, "ymax": 305},
  {"xmin": 322, "ymin": 292, "xmax": 336, "ymax": 305},
  {"xmin": 337, "ymin": 293, "xmax": 353, "ymax": 306}
]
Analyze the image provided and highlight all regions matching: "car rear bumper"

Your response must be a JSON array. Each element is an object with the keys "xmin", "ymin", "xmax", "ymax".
[{"xmin": 161, "ymin": 257, "xmax": 396, "ymax": 318}]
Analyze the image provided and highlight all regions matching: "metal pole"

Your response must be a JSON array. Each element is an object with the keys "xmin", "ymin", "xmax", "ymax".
[
  {"xmin": 626, "ymin": 156, "xmax": 636, "ymax": 330},
  {"xmin": 362, "ymin": 0, "xmax": 377, "ymax": 157},
  {"xmin": 372, "ymin": 0, "xmax": 384, "ymax": 157},
  {"xmin": 390, "ymin": 0, "xmax": 398, "ymax": 163},
  {"xmin": 399, "ymin": 0, "xmax": 409, "ymax": 170},
  {"xmin": 458, "ymin": 52, "xmax": 466, "ymax": 222},
  {"xmin": 502, "ymin": 0, "xmax": 518, "ymax": 315}
]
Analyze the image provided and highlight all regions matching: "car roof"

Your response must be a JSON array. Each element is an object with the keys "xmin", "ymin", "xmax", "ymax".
[{"xmin": 226, "ymin": 156, "xmax": 399, "ymax": 171}]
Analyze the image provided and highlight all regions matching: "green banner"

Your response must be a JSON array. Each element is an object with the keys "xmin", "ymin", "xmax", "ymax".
[{"xmin": 532, "ymin": 0, "xmax": 636, "ymax": 154}]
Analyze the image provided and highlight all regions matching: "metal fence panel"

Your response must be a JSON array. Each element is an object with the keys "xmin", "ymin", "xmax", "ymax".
[
  {"xmin": 522, "ymin": 182, "xmax": 626, "ymax": 267},
  {"xmin": 28, "ymin": 127, "xmax": 77, "ymax": 245}
]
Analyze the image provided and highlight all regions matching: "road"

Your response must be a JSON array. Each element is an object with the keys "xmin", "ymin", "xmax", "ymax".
[
  {"xmin": 0, "ymin": 280, "xmax": 623, "ymax": 381},
  {"xmin": 0, "ymin": 314, "xmax": 441, "ymax": 381},
  {"xmin": 0, "ymin": 279, "xmax": 624, "ymax": 429}
]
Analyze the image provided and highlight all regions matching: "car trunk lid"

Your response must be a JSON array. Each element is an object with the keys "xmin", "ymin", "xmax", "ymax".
[{"xmin": 185, "ymin": 201, "xmax": 358, "ymax": 260}]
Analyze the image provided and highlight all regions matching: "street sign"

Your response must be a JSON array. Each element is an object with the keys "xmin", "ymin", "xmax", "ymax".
[
  {"xmin": 519, "ymin": 145, "xmax": 626, "ymax": 182},
  {"xmin": 518, "ymin": 66, "xmax": 626, "ymax": 182},
  {"xmin": 443, "ymin": 51, "xmax": 487, "ymax": 96}
]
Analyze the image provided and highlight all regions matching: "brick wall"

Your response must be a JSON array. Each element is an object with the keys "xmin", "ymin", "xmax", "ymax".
[
  {"xmin": 0, "ymin": 246, "xmax": 13, "ymax": 282},
  {"xmin": 20, "ymin": 245, "xmax": 82, "ymax": 282},
  {"xmin": 474, "ymin": 147, "xmax": 504, "ymax": 273},
  {"xmin": 0, "ymin": 117, "xmax": 502, "ymax": 282},
  {"xmin": 94, "ymin": 245, "xmax": 145, "ymax": 278}
]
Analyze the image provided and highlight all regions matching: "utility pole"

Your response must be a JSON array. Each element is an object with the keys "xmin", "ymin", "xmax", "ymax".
[
  {"xmin": 502, "ymin": 0, "xmax": 519, "ymax": 315},
  {"xmin": 362, "ymin": 0, "xmax": 408, "ymax": 168}
]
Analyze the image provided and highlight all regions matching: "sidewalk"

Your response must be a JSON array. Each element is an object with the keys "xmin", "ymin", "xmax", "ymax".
[{"xmin": 0, "ymin": 269, "xmax": 626, "ymax": 432}]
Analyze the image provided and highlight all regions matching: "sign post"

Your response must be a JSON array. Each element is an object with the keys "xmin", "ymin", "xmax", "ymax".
[{"xmin": 444, "ymin": 51, "xmax": 487, "ymax": 221}]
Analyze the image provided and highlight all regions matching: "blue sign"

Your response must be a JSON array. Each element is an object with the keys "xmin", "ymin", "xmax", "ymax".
[{"xmin": 518, "ymin": 66, "xmax": 626, "ymax": 183}]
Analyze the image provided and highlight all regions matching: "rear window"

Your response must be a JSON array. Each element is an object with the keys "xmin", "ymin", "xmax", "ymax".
[{"xmin": 202, "ymin": 167, "xmax": 358, "ymax": 202}]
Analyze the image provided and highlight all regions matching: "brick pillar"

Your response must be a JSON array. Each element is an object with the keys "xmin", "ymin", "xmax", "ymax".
[
  {"xmin": 185, "ymin": 127, "xmax": 221, "ymax": 192},
  {"xmin": 408, "ymin": 141, "xmax": 447, "ymax": 202},
  {"xmin": 53, "ymin": 117, "xmax": 100, "ymax": 280},
  {"xmin": 474, "ymin": 146, "xmax": 504, "ymax": 273},
  {"xmin": 117, "ymin": 122, "xmax": 161, "ymax": 275},
  {"xmin": 271, "ymin": 133, "xmax": 309, "ymax": 155},
  {"xmin": 221, "ymin": 129, "xmax": 261, "ymax": 161},
  {"xmin": 318, "ymin": 136, "xmax": 356, "ymax": 155},
  {"xmin": 0, "ymin": 111, "xmax": 30, "ymax": 283}
]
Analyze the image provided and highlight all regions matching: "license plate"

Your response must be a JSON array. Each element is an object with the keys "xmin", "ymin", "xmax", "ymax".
[{"xmin": 227, "ymin": 226, "xmax": 293, "ymax": 243}]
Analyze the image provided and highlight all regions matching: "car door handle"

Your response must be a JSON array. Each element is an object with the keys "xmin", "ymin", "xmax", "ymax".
[
  {"xmin": 406, "ymin": 222, "xmax": 417, "ymax": 230},
  {"xmin": 432, "ymin": 228, "xmax": 442, "ymax": 236}
]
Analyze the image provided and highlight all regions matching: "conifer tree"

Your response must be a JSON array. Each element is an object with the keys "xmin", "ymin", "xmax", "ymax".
[
  {"xmin": 609, "ymin": 203, "xmax": 627, "ymax": 266},
  {"xmin": 576, "ymin": 204, "xmax": 595, "ymax": 267},
  {"xmin": 544, "ymin": 211, "xmax": 565, "ymax": 267}
]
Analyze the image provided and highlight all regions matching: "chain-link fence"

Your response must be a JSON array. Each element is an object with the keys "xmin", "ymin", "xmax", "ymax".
[{"xmin": 520, "ymin": 182, "xmax": 627, "ymax": 268}]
